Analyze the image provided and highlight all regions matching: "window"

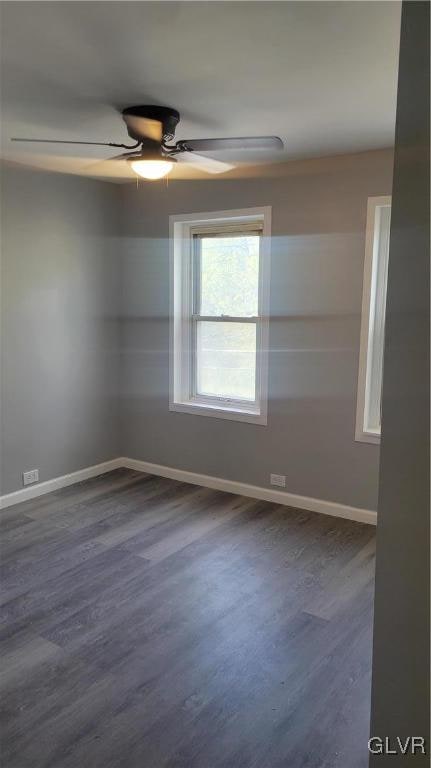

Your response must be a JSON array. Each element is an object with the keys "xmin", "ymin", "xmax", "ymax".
[
  {"xmin": 356, "ymin": 196, "xmax": 391, "ymax": 443},
  {"xmin": 170, "ymin": 208, "xmax": 271, "ymax": 424}
]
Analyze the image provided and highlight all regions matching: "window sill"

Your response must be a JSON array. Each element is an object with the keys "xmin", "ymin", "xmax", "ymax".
[
  {"xmin": 355, "ymin": 428, "xmax": 381, "ymax": 445},
  {"xmin": 169, "ymin": 400, "xmax": 267, "ymax": 425}
]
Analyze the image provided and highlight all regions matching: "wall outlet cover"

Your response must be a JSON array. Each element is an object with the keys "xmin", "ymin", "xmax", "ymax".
[
  {"xmin": 270, "ymin": 473, "xmax": 286, "ymax": 488},
  {"xmin": 22, "ymin": 469, "xmax": 39, "ymax": 486}
]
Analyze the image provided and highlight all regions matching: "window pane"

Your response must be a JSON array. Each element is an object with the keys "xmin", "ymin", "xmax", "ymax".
[
  {"xmin": 196, "ymin": 321, "xmax": 256, "ymax": 401},
  {"xmin": 366, "ymin": 204, "xmax": 391, "ymax": 431},
  {"xmin": 199, "ymin": 235, "xmax": 259, "ymax": 316}
]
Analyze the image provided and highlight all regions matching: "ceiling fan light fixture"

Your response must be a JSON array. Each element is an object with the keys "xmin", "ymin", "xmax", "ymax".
[{"xmin": 129, "ymin": 157, "xmax": 174, "ymax": 180}]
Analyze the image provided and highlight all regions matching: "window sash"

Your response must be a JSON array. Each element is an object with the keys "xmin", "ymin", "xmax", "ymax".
[
  {"xmin": 190, "ymin": 222, "xmax": 264, "ymax": 237},
  {"xmin": 169, "ymin": 207, "xmax": 271, "ymax": 426},
  {"xmin": 364, "ymin": 204, "xmax": 390, "ymax": 432},
  {"xmin": 190, "ymin": 230, "xmax": 261, "ymax": 406},
  {"xmin": 356, "ymin": 196, "xmax": 391, "ymax": 443},
  {"xmin": 190, "ymin": 317, "xmax": 259, "ymax": 406}
]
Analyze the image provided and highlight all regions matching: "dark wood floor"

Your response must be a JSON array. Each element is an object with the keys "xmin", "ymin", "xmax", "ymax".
[{"xmin": 0, "ymin": 469, "xmax": 376, "ymax": 768}]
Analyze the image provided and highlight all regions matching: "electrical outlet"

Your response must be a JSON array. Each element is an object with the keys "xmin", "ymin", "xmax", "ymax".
[
  {"xmin": 270, "ymin": 473, "xmax": 286, "ymax": 488},
  {"xmin": 22, "ymin": 469, "xmax": 39, "ymax": 486}
]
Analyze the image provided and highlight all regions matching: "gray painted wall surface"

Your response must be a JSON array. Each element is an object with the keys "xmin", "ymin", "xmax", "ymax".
[
  {"xmin": 1, "ymin": 150, "xmax": 394, "ymax": 508},
  {"xmin": 0, "ymin": 166, "xmax": 120, "ymax": 494},
  {"xmin": 120, "ymin": 150, "xmax": 393, "ymax": 510},
  {"xmin": 370, "ymin": 2, "xmax": 430, "ymax": 763}
]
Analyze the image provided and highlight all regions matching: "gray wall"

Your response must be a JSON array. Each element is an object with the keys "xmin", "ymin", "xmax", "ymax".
[
  {"xmin": 0, "ymin": 165, "xmax": 121, "ymax": 495},
  {"xmin": 1, "ymin": 149, "xmax": 395, "ymax": 509},
  {"xmin": 120, "ymin": 149, "xmax": 393, "ymax": 510},
  {"xmin": 370, "ymin": 1, "xmax": 430, "ymax": 763}
]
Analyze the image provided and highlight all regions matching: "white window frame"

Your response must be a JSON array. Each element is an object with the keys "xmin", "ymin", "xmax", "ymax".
[
  {"xmin": 356, "ymin": 195, "xmax": 391, "ymax": 444},
  {"xmin": 169, "ymin": 207, "xmax": 271, "ymax": 425}
]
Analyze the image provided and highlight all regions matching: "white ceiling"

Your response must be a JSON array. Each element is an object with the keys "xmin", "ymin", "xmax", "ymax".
[{"xmin": 0, "ymin": 1, "xmax": 401, "ymax": 182}]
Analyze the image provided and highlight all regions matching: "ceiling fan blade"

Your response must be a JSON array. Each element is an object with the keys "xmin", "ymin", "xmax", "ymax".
[
  {"xmin": 178, "ymin": 136, "xmax": 283, "ymax": 153},
  {"xmin": 10, "ymin": 138, "xmax": 140, "ymax": 149},
  {"xmin": 178, "ymin": 152, "xmax": 234, "ymax": 174},
  {"xmin": 108, "ymin": 151, "xmax": 144, "ymax": 161}
]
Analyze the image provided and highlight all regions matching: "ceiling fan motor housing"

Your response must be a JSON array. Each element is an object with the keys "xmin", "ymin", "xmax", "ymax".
[{"xmin": 122, "ymin": 105, "xmax": 180, "ymax": 143}]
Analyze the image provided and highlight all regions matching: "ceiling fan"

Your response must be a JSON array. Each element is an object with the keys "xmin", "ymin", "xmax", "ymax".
[{"xmin": 11, "ymin": 105, "xmax": 283, "ymax": 180}]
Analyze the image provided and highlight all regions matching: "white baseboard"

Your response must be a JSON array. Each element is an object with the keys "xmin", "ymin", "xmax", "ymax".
[
  {"xmin": 122, "ymin": 458, "xmax": 377, "ymax": 525},
  {"xmin": 0, "ymin": 455, "xmax": 377, "ymax": 525},
  {"xmin": 0, "ymin": 458, "xmax": 123, "ymax": 510}
]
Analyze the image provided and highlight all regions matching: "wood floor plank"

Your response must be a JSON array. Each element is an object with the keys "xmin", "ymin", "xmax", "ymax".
[
  {"xmin": 9, "ymin": 469, "xmax": 147, "ymax": 521},
  {"xmin": 0, "ymin": 510, "xmax": 34, "ymax": 534},
  {"xmin": 132, "ymin": 492, "xmax": 253, "ymax": 563},
  {"xmin": 0, "ymin": 469, "xmax": 376, "ymax": 768},
  {"xmin": 93, "ymin": 484, "xmax": 216, "ymax": 549}
]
